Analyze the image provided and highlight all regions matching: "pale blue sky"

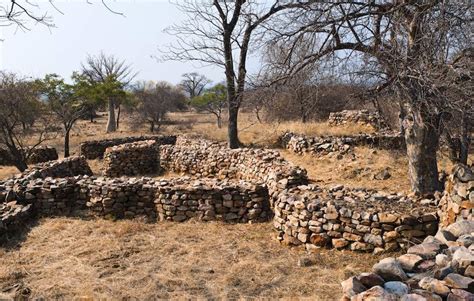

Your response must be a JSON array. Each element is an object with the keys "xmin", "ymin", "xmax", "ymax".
[{"xmin": 0, "ymin": 1, "xmax": 249, "ymax": 84}]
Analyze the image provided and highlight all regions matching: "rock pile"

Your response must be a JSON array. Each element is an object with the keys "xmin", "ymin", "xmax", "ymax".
[
  {"xmin": 80, "ymin": 135, "xmax": 176, "ymax": 159},
  {"xmin": 438, "ymin": 164, "xmax": 474, "ymax": 228},
  {"xmin": 279, "ymin": 132, "xmax": 404, "ymax": 158},
  {"xmin": 103, "ymin": 140, "xmax": 159, "ymax": 177},
  {"xmin": 341, "ymin": 220, "xmax": 474, "ymax": 300},
  {"xmin": 328, "ymin": 109, "xmax": 386, "ymax": 129},
  {"xmin": 274, "ymin": 184, "xmax": 438, "ymax": 252}
]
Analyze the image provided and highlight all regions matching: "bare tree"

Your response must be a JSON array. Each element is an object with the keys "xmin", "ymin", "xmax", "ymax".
[
  {"xmin": 133, "ymin": 81, "xmax": 185, "ymax": 133},
  {"xmin": 271, "ymin": 1, "xmax": 472, "ymax": 195},
  {"xmin": 0, "ymin": 1, "xmax": 53, "ymax": 30},
  {"xmin": 0, "ymin": 72, "xmax": 54, "ymax": 171},
  {"xmin": 81, "ymin": 52, "xmax": 136, "ymax": 133},
  {"xmin": 0, "ymin": 1, "xmax": 123, "ymax": 31},
  {"xmin": 163, "ymin": 0, "xmax": 303, "ymax": 148},
  {"xmin": 179, "ymin": 72, "xmax": 211, "ymax": 99}
]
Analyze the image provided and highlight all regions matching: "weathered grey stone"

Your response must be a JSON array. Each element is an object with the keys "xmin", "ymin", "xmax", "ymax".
[
  {"xmin": 384, "ymin": 281, "xmax": 409, "ymax": 296},
  {"xmin": 445, "ymin": 221, "xmax": 474, "ymax": 238},
  {"xmin": 341, "ymin": 276, "xmax": 367, "ymax": 297},
  {"xmin": 352, "ymin": 286, "xmax": 398, "ymax": 301},
  {"xmin": 357, "ymin": 273, "xmax": 385, "ymax": 288},
  {"xmin": 373, "ymin": 258, "xmax": 408, "ymax": 281},
  {"xmin": 408, "ymin": 243, "xmax": 441, "ymax": 259},
  {"xmin": 398, "ymin": 254, "xmax": 424, "ymax": 272},
  {"xmin": 444, "ymin": 273, "xmax": 474, "ymax": 292},
  {"xmin": 418, "ymin": 277, "xmax": 451, "ymax": 296},
  {"xmin": 448, "ymin": 289, "xmax": 474, "ymax": 301}
]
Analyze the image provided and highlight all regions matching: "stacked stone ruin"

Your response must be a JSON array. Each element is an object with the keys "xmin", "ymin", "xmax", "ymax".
[
  {"xmin": 328, "ymin": 109, "xmax": 387, "ymax": 130},
  {"xmin": 103, "ymin": 140, "xmax": 160, "ymax": 177},
  {"xmin": 20, "ymin": 156, "xmax": 93, "ymax": 180},
  {"xmin": 80, "ymin": 135, "xmax": 177, "ymax": 159},
  {"xmin": 341, "ymin": 166, "xmax": 474, "ymax": 300},
  {"xmin": 1, "ymin": 136, "xmax": 473, "ymax": 263},
  {"xmin": 279, "ymin": 132, "xmax": 404, "ymax": 158},
  {"xmin": 274, "ymin": 185, "xmax": 438, "ymax": 252},
  {"xmin": 0, "ymin": 146, "xmax": 58, "ymax": 166}
]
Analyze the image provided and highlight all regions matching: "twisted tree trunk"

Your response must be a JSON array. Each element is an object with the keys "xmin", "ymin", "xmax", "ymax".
[{"xmin": 403, "ymin": 105, "xmax": 440, "ymax": 195}]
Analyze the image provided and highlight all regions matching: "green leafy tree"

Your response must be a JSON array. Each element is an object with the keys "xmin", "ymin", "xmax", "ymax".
[
  {"xmin": 39, "ymin": 74, "xmax": 89, "ymax": 157},
  {"xmin": 191, "ymin": 84, "xmax": 227, "ymax": 128}
]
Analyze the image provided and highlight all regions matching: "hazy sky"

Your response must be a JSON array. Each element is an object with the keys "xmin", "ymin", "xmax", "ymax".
[{"xmin": 0, "ymin": 1, "xmax": 249, "ymax": 84}]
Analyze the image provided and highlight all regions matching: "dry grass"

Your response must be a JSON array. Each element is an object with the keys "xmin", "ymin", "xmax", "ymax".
[
  {"xmin": 162, "ymin": 111, "xmax": 376, "ymax": 146},
  {"xmin": 0, "ymin": 218, "xmax": 387, "ymax": 300},
  {"xmin": 282, "ymin": 147, "xmax": 412, "ymax": 193}
]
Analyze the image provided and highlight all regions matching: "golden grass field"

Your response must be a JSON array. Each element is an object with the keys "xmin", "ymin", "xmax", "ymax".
[
  {"xmin": 0, "ymin": 110, "xmax": 471, "ymax": 299},
  {"xmin": 0, "ymin": 218, "xmax": 386, "ymax": 300}
]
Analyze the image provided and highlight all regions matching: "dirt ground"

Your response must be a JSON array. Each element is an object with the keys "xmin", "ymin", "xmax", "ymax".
[{"xmin": 0, "ymin": 218, "xmax": 387, "ymax": 300}]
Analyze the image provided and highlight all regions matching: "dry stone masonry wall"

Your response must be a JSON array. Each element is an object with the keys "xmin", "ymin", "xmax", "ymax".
[
  {"xmin": 274, "ymin": 184, "xmax": 438, "ymax": 252},
  {"xmin": 20, "ymin": 156, "xmax": 93, "ymax": 180},
  {"xmin": 279, "ymin": 132, "xmax": 405, "ymax": 158},
  {"xmin": 0, "ymin": 146, "xmax": 58, "ymax": 166},
  {"xmin": 328, "ymin": 109, "xmax": 387, "ymax": 130},
  {"xmin": 438, "ymin": 165, "xmax": 474, "ymax": 228},
  {"xmin": 103, "ymin": 140, "xmax": 160, "ymax": 177},
  {"xmin": 160, "ymin": 137, "xmax": 308, "ymax": 199},
  {"xmin": 0, "ymin": 175, "xmax": 272, "ymax": 235},
  {"xmin": 80, "ymin": 135, "xmax": 176, "ymax": 159},
  {"xmin": 26, "ymin": 146, "xmax": 59, "ymax": 164}
]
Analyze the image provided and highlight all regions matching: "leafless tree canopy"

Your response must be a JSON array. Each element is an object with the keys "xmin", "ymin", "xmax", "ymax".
[
  {"xmin": 133, "ymin": 81, "xmax": 186, "ymax": 133},
  {"xmin": 266, "ymin": 0, "xmax": 473, "ymax": 194},
  {"xmin": 179, "ymin": 72, "xmax": 211, "ymax": 99},
  {"xmin": 162, "ymin": 0, "xmax": 305, "ymax": 148},
  {"xmin": 81, "ymin": 52, "xmax": 137, "ymax": 133}
]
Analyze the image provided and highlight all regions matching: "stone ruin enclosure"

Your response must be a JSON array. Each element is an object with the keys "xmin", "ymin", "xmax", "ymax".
[
  {"xmin": 0, "ymin": 146, "xmax": 58, "ymax": 166},
  {"xmin": 80, "ymin": 135, "xmax": 176, "ymax": 159},
  {"xmin": 328, "ymin": 109, "xmax": 387, "ymax": 130},
  {"xmin": 279, "ymin": 131, "xmax": 405, "ymax": 158},
  {"xmin": 0, "ymin": 135, "xmax": 473, "ymax": 299},
  {"xmin": 103, "ymin": 140, "xmax": 160, "ymax": 177}
]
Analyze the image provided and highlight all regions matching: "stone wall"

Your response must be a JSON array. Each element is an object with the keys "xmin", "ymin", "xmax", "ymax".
[
  {"xmin": 0, "ymin": 175, "xmax": 271, "ymax": 235},
  {"xmin": 328, "ymin": 109, "xmax": 386, "ymax": 129},
  {"xmin": 154, "ymin": 178, "xmax": 269, "ymax": 223},
  {"xmin": 160, "ymin": 137, "xmax": 308, "ymax": 199},
  {"xmin": 20, "ymin": 156, "xmax": 93, "ymax": 180},
  {"xmin": 80, "ymin": 135, "xmax": 177, "ymax": 159},
  {"xmin": 0, "ymin": 201, "xmax": 33, "ymax": 236},
  {"xmin": 340, "ymin": 220, "xmax": 474, "ymax": 300},
  {"xmin": 0, "ymin": 146, "xmax": 58, "ymax": 166},
  {"xmin": 274, "ymin": 184, "xmax": 438, "ymax": 252},
  {"xmin": 103, "ymin": 140, "xmax": 159, "ymax": 177},
  {"xmin": 27, "ymin": 146, "xmax": 59, "ymax": 164},
  {"xmin": 438, "ymin": 164, "xmax": 474, "ymax": 228},
  {"xmin": 279, "ymin": 132, "xmax": 405, "ymax": 158}
]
